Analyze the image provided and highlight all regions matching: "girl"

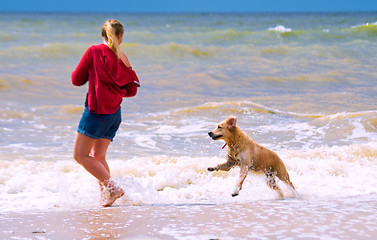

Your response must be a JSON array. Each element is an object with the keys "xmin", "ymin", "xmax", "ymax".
[{"xmin": 72, "ymin": 19, "xmax": 140, "ymax": 207}]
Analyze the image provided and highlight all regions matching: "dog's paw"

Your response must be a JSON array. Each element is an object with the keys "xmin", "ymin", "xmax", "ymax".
[
  {"xmin": 207, "ymin": 167, "xmax": 215, "ymax": 171},
  {"xmin": 231, "ymin": 193, "xmax": 239, "ymax": 197}
]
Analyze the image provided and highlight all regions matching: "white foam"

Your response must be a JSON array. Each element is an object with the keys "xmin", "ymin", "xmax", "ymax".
[
  {"xmin": 268, "ymin": 25, "xmax": 292, "ymax": 32},
  {"xmin": 134, "ymin": 135, "xmax": 159, "ymax": 149},
  {"xmin": 1, "ymin": 142, "xmax": 377, "ymax": 212}
]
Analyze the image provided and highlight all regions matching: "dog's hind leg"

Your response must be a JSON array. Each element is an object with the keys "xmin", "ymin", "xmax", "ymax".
[
  {"xmin": 266, "ymin": 169, "xmax": 284, "ymax": 198},
  {"xmin": 232, "ymin": 165, "xmax": 249, "ymax": 197},
  {"xmin": 276, "ymin": 166, "xmax": 295, "ymax": 190},
  {"xmin": 274, "ymin": 166, "xmax": 300, "ymax": 198}
]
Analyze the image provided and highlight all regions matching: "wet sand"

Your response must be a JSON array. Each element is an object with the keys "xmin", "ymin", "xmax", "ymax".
[{"xmin": 1, "ymin": 195, "xmax": 376, "ymax": 240}]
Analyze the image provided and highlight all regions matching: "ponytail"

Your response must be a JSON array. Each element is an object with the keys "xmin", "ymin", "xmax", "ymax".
[{"xmin": 101, "ymin": 19, "xmax": 124, "ymax": 59}]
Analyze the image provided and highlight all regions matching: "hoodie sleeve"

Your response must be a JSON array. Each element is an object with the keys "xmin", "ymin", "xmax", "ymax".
[
  {"xmin": 71, "ymin": 47, "xmax": 92, "ymax": 86},
  {"xmin": 123, "ymin": 66, "xmax": 140, "ymax": 87},
  {"xmin": 120, "ymin": 67, "xmax": 140, "ymax": 97}
]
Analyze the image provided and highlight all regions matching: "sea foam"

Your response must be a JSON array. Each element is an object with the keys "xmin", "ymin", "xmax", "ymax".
[
  {"xmin": 268, "ymin": 25, "xmax": 292, "ymax": 32},
  {"xmin": 1, "ymin": 140, "xmax": 377, "ymax": 212}
]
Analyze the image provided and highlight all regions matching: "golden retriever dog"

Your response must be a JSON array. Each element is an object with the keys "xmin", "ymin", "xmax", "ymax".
[{"xmin": 208, "ymin": 116, "xmax": 295, "ymax": 197}]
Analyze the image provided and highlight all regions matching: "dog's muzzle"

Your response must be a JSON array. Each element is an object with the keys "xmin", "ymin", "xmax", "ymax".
[{"xmin": 208, "ymin": 132, "xmax": 222, "ymax": 140}]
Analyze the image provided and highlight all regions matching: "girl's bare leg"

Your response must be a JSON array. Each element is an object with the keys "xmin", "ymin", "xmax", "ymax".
[
  {"xmin": 92, "ymin": 139, "xmax": 124, "ymax": 207},
  {"xmin": 91, "ymin": 138, "xmax": 111, "ymax": 174},
  {"xmin": 91, "ymin": 138, "xmax": 123, "ymax": 205},
  {"xmin": 73, "ymin": 133, "xmax": 124, "ymax": 207},
  {"xmin": 73, "ymin": 133, "xmax": 111, "ymax": 181}
]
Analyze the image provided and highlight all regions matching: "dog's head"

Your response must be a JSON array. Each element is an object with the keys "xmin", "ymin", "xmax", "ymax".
[{"xmin": 208, "ymin": 115, "xmax": 237, "ymax": 141}]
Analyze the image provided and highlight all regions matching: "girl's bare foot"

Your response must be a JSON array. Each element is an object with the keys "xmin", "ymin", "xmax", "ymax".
[
  {"xmin": 101, "ymin": 179, "xmax": 124, "ymax": 207},
  {"xmin": 99, "ymin": 181, "xmax": 108, "ymax": 206},
  {"xmin": 102, "ymin": 188, "xmax": 124, "ymax": 207}
]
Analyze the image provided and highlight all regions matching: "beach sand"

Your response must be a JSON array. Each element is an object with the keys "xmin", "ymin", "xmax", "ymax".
[{"xmin": 1, "ymin": 195, "xmax": 376, "ymax": 240}]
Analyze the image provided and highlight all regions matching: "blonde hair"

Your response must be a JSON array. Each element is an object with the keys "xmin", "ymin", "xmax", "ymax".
[{"xmin": 101, "ymin": 19, "xmax": 124, "ymax": 59}]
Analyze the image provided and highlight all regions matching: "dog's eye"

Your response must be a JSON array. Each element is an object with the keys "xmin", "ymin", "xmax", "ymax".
[{"xmin": 217, "ymin": 125, "xmax": 222, "ymax": 129}]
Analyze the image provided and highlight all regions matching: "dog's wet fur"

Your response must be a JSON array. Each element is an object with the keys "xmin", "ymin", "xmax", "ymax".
[{"xmin": 208, "ymin": 116, "xmax": 295, "ymax": 198}]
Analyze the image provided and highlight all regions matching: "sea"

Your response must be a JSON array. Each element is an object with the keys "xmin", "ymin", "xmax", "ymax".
[{"xmin": 0, "ymin": 12, "xmax": 377, "ymax": 239}]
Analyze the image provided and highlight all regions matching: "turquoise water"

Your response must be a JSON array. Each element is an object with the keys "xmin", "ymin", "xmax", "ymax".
[{"xmin": 0, "ymin": 12, "xmax": 377, "ymax": 215}]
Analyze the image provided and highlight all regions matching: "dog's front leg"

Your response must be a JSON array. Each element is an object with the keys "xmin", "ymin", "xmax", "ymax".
[
  {"xmin": 208, "ymin": 155, "xmax": 236, "ymax": 172},
  {"xmin": 232, "ymin": 165, "xmax": 249, "ymax": 197}
]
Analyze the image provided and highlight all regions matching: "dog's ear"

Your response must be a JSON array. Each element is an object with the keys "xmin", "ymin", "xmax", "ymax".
[{"xmin": 226, "ymin": 116, "xmax": 237, "ymax": 128}]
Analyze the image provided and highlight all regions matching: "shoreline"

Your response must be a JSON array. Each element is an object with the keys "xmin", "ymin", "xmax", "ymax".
[{"xmin": 1, "ymin": 195, "xmax": 376, "ymax": 239}]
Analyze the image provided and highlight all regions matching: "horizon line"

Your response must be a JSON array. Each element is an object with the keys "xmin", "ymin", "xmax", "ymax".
[{"xmin": 1, "ymin": 10, "xmax": 377, "ymax": 14}]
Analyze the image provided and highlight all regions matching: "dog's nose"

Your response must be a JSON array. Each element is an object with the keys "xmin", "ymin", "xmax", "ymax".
[{"xmin": 208, "ymin": 132, "xmax": 213, "ymax": 137}]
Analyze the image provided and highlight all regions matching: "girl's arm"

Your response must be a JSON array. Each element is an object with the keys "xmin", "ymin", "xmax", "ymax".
[{"xmin": 71, "ymin": 48, "xmax": 92, "ymax": 86}]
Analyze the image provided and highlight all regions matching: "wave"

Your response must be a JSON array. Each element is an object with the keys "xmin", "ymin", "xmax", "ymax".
[
  {"xmin": 163, "ymin": 42, "xmax": 218, "ymax": 57},
  {"xmin": 8, "ymin": 42, "xmax": 82, "ymax": 58},
  {"xmin": 2, "ymin": 99, "xmax": 376, "ymax": 162},
  {"xmin": 0, "ymin": 79, "xmax": 5, "ymax": 88},
  {"xmin": 1, "ymin": 26, "xmax": 375, "ymax": 62},
  {"xmin": 0, "ymin": 110, "xmax": 33, "ymax": 120},
  {"xmin": 268, "ymin": 25, "xmax": 292, "ymax": 33},
  {"xmin": 128, "ymin": 26, "xmax": 376, "ymax": 50},
  {"xmin": 240, "ymin": 22, "xmax": 373, "ymax": 43},
  {"xmin": 263, "ymin": 23, "xmax": 377, "ymax": 41},
  {"xmin": 1, "ymin": 141, "xmax": 377, "ymax": 212},
  {"xmin": 267, "ymin": 25, "xmax": 301, "ymax": 38},
  {"xmin": 33, "ymin": 104, "xmax": 83, "ymax": 113},
  {"xmin": 205, "ymin": 29, "xmax": 253, "ymax": 43},
  {"xmin": 171, "ymin": 101, "xmax": 277, "ymax": 115},
  {"xmin": 149, "ymin": 101, "xmax": 377, "ymax": 149},
  {"xmin": 1, "ymin": 41, "xmax": 220, "ymax": 60},
  {"xmin": 261, "ymin": 46, "xmax": 290, "ymax": 55},
  {"xmin": 0, "ymin": 74, "xmax": 36, "ymax": 90},
  {"xmin": 351, "ymin": 22, "xmax": 377, "ymax": 36},
  {"xmin": 153, "ymin": 100, "xmax": 377, "ymax": 124},
  {"xmin": 133, "ymin": 100, "xmax": 377, "ymax": 149},
  {"xmin": 163, "ymin": 100, "xmax": 321, "ymax": 119}
]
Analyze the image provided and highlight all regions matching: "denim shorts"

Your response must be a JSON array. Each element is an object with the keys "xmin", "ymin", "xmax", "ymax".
[{"xmin": 77, "ymin": 107, "xmax": 122, "ymax": 141}]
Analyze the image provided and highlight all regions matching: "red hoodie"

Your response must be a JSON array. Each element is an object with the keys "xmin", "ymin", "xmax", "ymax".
[{"xmin": 72, "ymin": 44, "xmax": 140, "ymax": 114}]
